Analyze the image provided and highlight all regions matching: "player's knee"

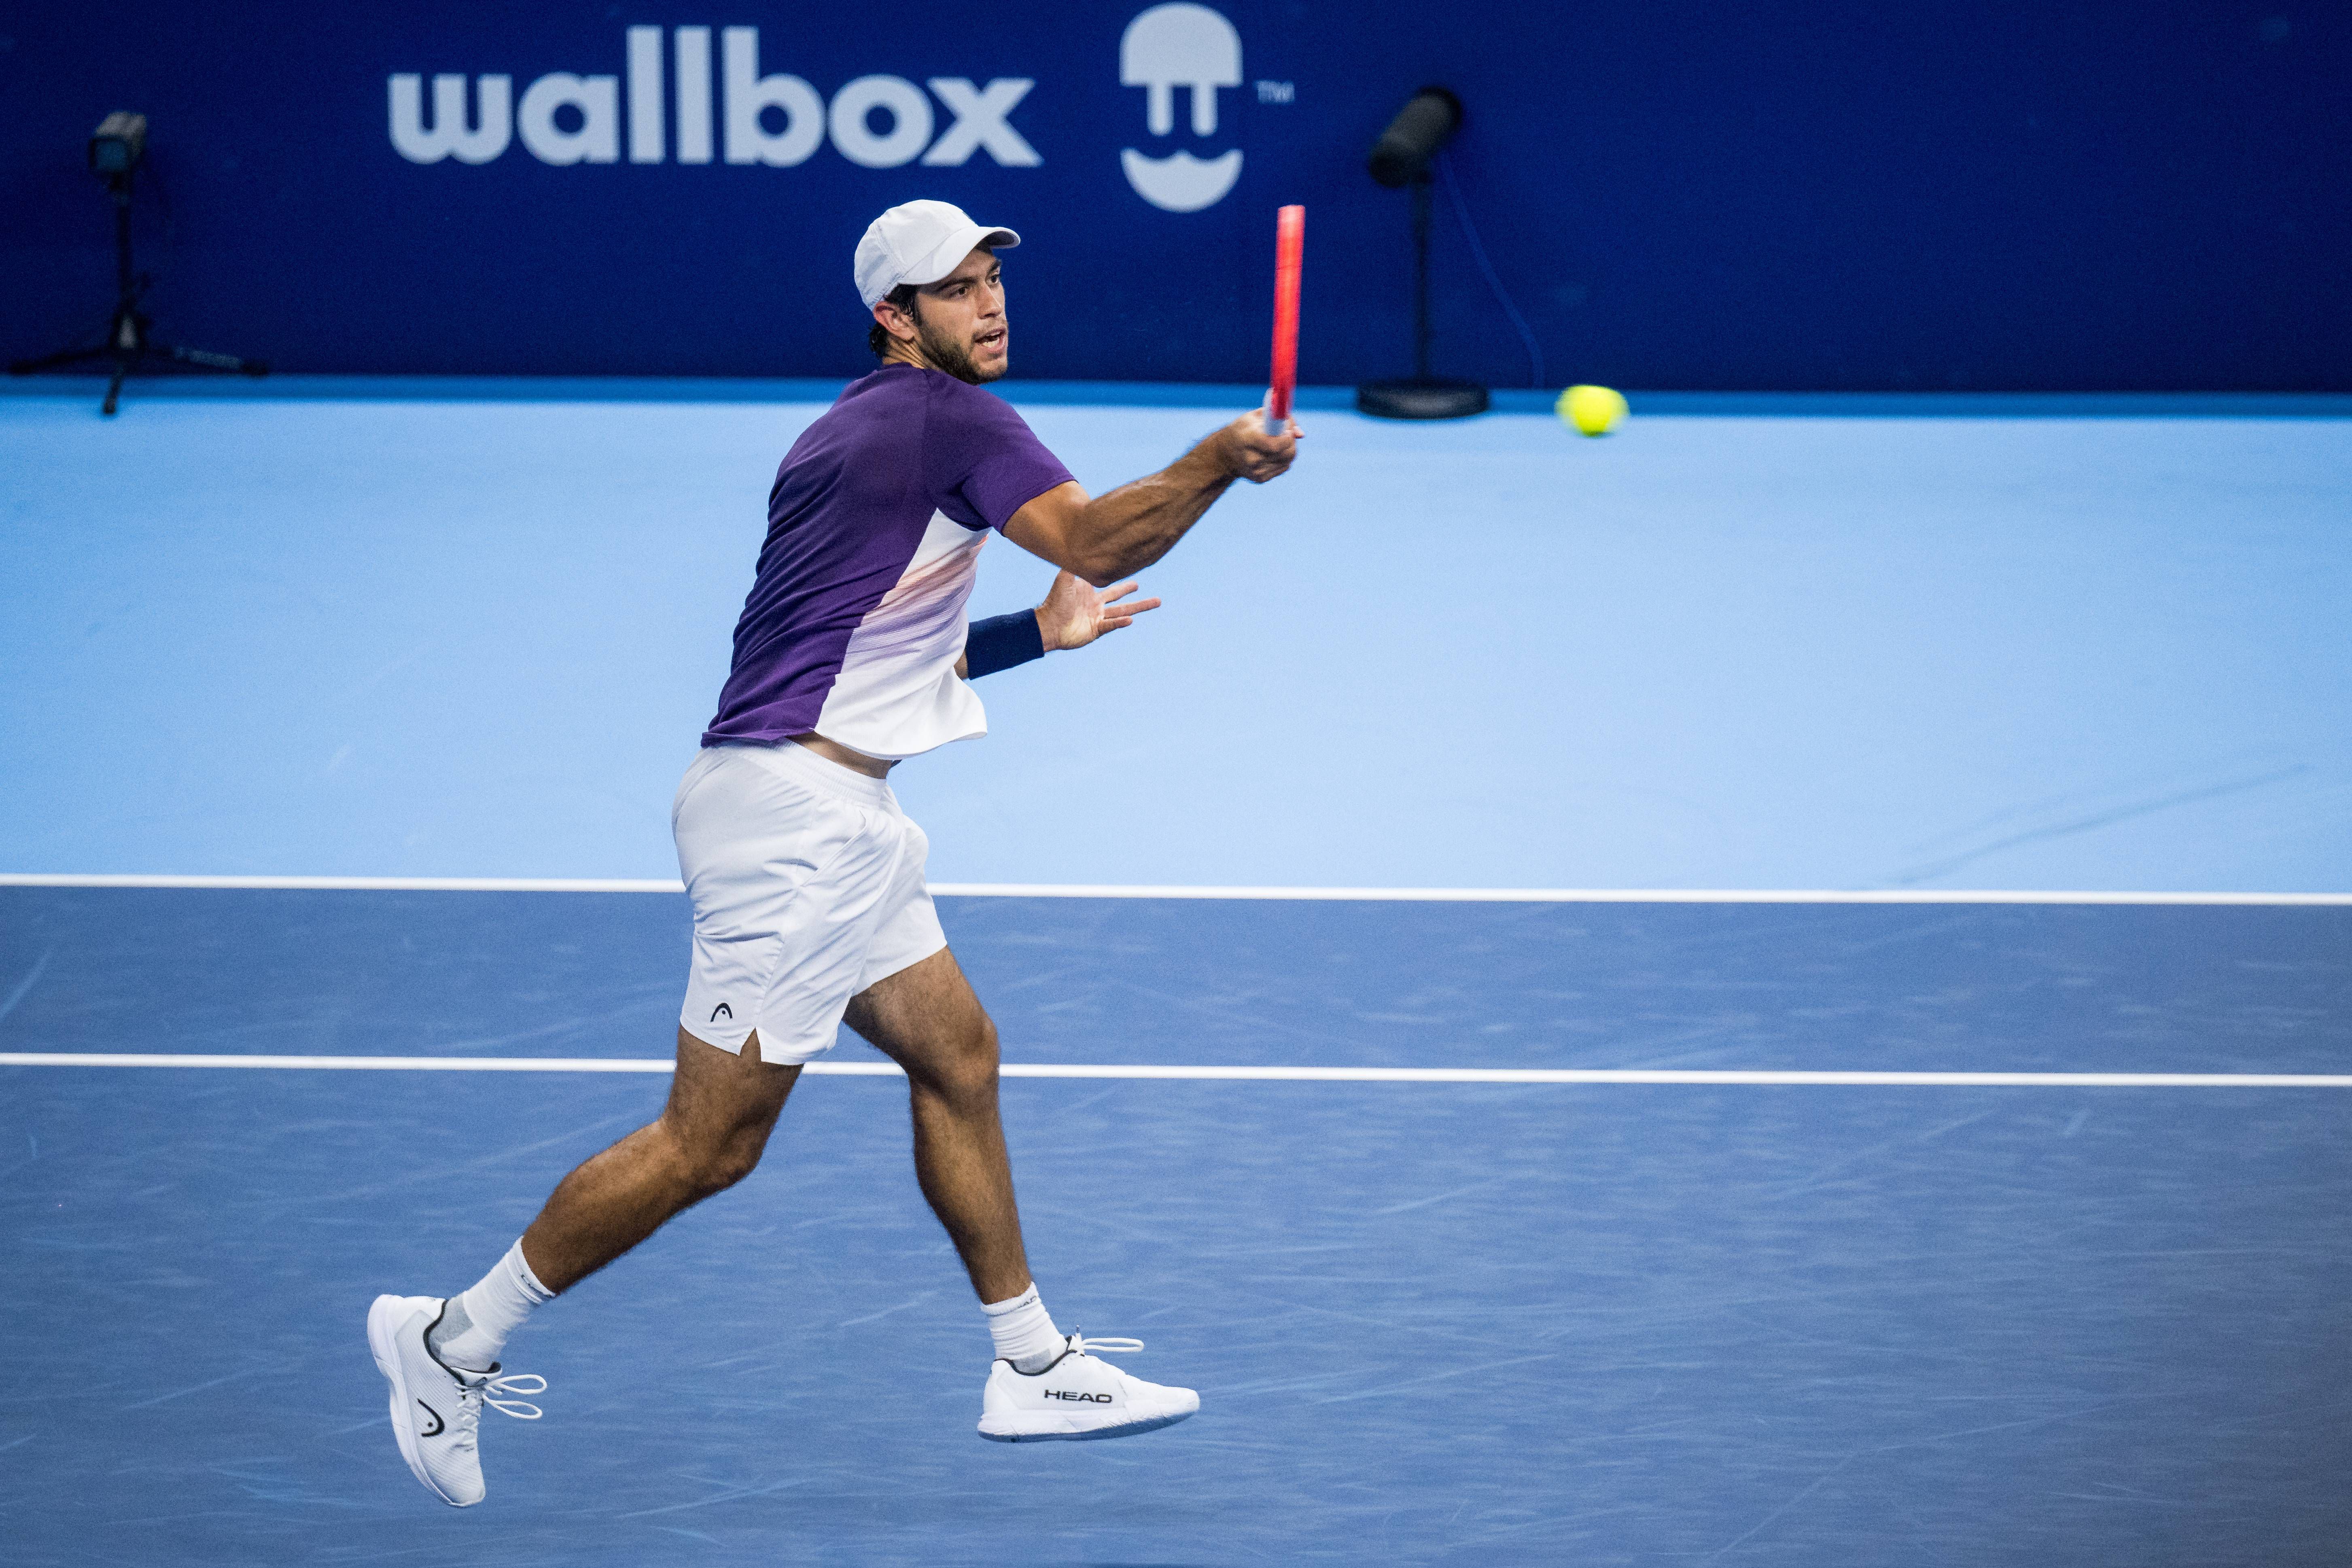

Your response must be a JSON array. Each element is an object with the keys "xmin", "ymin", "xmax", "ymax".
[
  {"xmin": 930, "ymin": 1016, "xmax": 1001, "ymax": 1105},
  {"xmin": 667, "ymin": 1120, "xmax": 769, "ymax": 1196},
  {"xmin": 687, "ymin": 1142, "xmax": 763, "ymax": 1196}
]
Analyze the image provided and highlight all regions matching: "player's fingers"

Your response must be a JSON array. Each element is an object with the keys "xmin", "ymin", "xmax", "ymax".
[
  {"xmin": 1124, "ymin": 596, "xmax": 1164, "ymax": 615},
  {"xmin": 1237, "ymin": 414, "xmax": 1293, "ymax": 448},
  {"xmin": 1100, "ymin": 581, "xmax": 1142, "ymax": 604}
]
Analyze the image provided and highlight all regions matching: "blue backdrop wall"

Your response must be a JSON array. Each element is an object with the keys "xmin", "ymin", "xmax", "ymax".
[{"xmin": 2, "ymin": 4, "xmax": 2345, "ymax": 390}]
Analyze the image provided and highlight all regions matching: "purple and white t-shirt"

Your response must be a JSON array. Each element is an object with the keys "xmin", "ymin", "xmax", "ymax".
[{"xmin": 702, "ymin": 365, "xmax": 1074, "ymax": 760}]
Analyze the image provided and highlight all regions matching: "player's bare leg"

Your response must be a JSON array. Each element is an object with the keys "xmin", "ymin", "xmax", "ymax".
[
  {"xmin": 846, "ymin": 944, "xmax": 1197, "ymax": 1441},
  {"xmin": 520, "ymin": 1028, "xmax": 801, "ymax": 1291},
  {"xmin": 367, "ymin": 1029, "xmax": 800, "ymax": 1504},
  {"xmin": 844, "ymin": 946, "xmax": 1031, "ymax": 1302},
  {"xmin": 367, "ymin": 1029, "xmax": 797, "ymax": 1505}
]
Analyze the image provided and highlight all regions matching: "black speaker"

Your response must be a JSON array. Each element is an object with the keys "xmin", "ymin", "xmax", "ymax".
[{"xmin": 1355, "ymin": 89, "xmax": 1486, "ymax": 421}]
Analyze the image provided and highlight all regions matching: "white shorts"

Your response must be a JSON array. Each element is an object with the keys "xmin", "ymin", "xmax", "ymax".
[{"xmin": 671, "ymin": 741, "xmax": 946, "ymax": 1065}]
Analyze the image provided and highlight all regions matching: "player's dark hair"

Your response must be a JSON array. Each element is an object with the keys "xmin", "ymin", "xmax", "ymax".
[{"xmin": 867, "ymin": 284, "xmax": 921, "ymax": 357}]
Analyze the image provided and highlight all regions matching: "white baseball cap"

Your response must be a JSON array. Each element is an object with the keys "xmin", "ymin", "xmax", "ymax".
[{"xmin": 855, "ymin": 200, "xmax": 1020, "ymax": 310}]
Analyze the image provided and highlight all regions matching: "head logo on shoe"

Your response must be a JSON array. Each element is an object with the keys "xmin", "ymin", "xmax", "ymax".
[
  {"xmin": 709, "ymin": 1003, "xmax": 733, "ymax": 1022},
  {"xmin": 1042, "ymin": 1389, "xmax": 1114, "ymax": 1403},
  {"xmin": 416, "ymin": 1398, "xmax": 444, "ymax": 1437}
]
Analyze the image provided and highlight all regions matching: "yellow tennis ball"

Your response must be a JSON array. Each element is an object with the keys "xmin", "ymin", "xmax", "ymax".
[{"xmin": 1558, "ymin": 384, "xmax": 1628, "ymax": 437}]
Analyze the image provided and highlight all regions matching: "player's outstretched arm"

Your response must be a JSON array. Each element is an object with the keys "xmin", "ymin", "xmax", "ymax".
[{"xmin": 1005, "ymin": 412, "xmax": 1300, "ymax": 587}]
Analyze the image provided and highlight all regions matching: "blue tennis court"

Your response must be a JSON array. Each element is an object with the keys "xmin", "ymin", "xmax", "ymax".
[{"xmin": 4, "ymin": 384, "xmax": 2350, "ymax": 1564}]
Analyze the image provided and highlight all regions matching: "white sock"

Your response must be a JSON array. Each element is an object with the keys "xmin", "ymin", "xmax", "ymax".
[
  {"xmin": 428, "ymin": 1239, "xmax": 556, "ymax": 1371},
  {"xmin": 981, "ymin": 1282, "xmax": 1063, "ymax": 1371}
]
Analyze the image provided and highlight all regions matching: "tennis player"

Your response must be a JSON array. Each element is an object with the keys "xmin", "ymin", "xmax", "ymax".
[{"xmin": 367, "ymin": 199, "xmax": 1302, "ymax": 1505}]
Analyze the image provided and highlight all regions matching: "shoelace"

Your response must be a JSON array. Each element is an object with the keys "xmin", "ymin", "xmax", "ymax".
[
  {"xmin": 459, "ymin": 1370, "xmax": 548, "ymax": 1421},
  {"xmin": 1067, "ymin": 1330, "xmax": 1143, "ymax": 1357}
]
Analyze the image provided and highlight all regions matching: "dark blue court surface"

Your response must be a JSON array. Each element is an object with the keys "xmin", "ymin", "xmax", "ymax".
[{"xmin": 4, "ymin": 889, "xmax": 2348, "ymax": 1564}]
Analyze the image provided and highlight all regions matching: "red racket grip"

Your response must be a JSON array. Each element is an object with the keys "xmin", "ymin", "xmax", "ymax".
[{"xmin": 1264, "ymin": 204, "xmax": 1303, "ymax": 434}]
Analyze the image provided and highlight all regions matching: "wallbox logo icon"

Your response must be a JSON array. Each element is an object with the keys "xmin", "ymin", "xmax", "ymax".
[
  {"xmin": 1119, "ymin": 3, "xmax": 1243, "ymax": 212},
  {"xmin": 389, "ymin": 26, "xmax": 1041, "ymax": 170}
]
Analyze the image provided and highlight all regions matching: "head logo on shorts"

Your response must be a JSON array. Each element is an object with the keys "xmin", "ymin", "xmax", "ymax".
[
  {"xmin": 1119, "ymin": 4, "xmax": 1242, "ymax": 212},
  {"xmin": 709, "ymin": 1003, "xmax": 733, "ymax": 1022}
]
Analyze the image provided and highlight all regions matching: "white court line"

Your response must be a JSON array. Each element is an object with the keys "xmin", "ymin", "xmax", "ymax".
[
  {"xmin": 1, "ymin": 874, "xmax": 2346, "ymax": 905},
  {"xmin": 0, "ymin": 874, "xmax": 683, "ymax": 893},
  {"xmin": 1, "ymin": 1053, "xmax": 2346, "ymax": 1087},
  {"xmin": 937, "ymin": 885, "xmax": 2352, "ymax": 906}
]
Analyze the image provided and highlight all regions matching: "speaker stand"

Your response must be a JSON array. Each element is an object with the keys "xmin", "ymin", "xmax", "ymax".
[{"xmin": 1357, "ymin": 173, "xmax": 1486, "ymax": 420}]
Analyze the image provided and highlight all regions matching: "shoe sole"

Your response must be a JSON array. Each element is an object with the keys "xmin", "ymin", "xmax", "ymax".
[
  {"xmin": 978, "ymin": 1406, "xmax": 1196, "ymax": 1443},
  {"xmin": 367, "ymin": 1294, "xmax": 469, "ymax": 1506}
]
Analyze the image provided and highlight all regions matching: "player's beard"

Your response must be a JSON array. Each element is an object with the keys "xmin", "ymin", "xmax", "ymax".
[{"xmin": 913, "ymin": 304, "xmax": 1004, "ymax": 386}]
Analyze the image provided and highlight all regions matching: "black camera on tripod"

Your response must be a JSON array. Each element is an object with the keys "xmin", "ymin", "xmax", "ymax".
[
  {"xmin": 9, "ymin": 111, "xmax": 267, "ymax": 416},
  {"xmin": 89, "ymin": 110, "xmax": 148, "ymax": 176}
]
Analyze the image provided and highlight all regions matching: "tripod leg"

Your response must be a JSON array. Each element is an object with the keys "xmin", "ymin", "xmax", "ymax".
[
  {"xmin": 104, "ymin": 363, "xmax": 128, "ymax": 417},
  {"xmin": 8, "ymin": 345, "xmax": 110, "ymax": 376}
]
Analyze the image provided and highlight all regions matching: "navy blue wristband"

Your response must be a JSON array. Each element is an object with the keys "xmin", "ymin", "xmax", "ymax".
[{"xmin": 964, "ymin": 610, "xmax": 1047, "ymax": 679}]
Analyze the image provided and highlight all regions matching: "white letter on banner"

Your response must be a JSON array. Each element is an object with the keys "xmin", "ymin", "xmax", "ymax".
[
  {"xmin": 627, "ymin": 26, "xmax": 664, "ymax": 163},
  {"xmin": 722, "ymin": 27, "xmax": 822, "ymax": 166},
  {"xmin": 922, "ymin": 79, "xmax": 1040, "ymax": 166},
  {"xmin": 674, "ymin": 27, "xmax": 713, "ymax": 164},
  {"xmin": 518, "ymin": 74, "xmax": 620, "ymax": 165},
  {"xmin": 388, "ymin": 74, "xmax": 512, "ymax": 164},
  {"xmin": 829, "ymin": 76, "xmax": 933, "ymax": 168}
]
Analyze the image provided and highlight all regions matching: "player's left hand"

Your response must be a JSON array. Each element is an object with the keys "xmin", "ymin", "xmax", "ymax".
[{"xmin": 1037, "ymin": 571, "xmax": 1161, "ymax": 652}]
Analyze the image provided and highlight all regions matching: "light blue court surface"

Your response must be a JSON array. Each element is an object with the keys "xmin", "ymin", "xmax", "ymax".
[{"xmin": 4, "ymin": 383, "xmax": 2348, "ymax": 891}]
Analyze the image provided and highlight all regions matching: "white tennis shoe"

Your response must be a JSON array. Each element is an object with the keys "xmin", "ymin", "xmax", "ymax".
[
  {"xmin": 978, "ymin": 1332, "xmax": 1199, "ymax": 1442},
  {"xmin": 366, "ymin": 1294, "xmax": 545, "ymax": 1506}
]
